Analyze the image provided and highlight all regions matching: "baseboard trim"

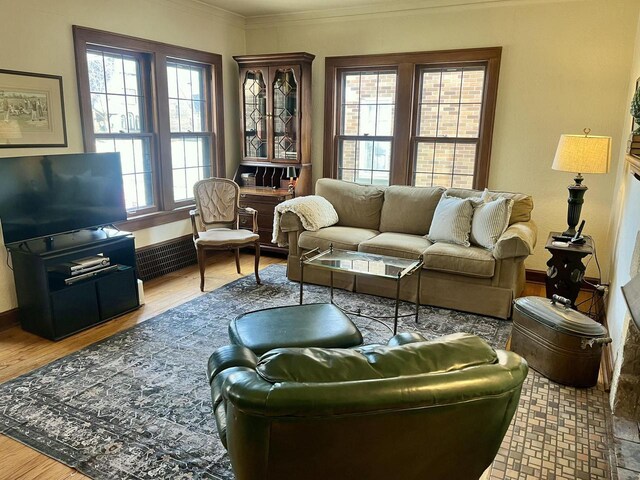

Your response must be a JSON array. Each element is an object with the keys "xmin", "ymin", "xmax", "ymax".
[
  {"xmin": 525, "ymin": 269, "xmax": 599, "ymax": 292},
  {"xmin": 0, "ymin": 308, "xmax": 19, "ymax": 331},
  {"xmin": 600, "ymin": 306, "xmax": 614, "ymax": 392}
]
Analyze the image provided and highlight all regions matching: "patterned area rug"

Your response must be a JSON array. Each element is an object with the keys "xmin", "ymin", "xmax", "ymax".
[{"xmin": 0, "ymin": 265, "xmax": 613, "ymax": 479}]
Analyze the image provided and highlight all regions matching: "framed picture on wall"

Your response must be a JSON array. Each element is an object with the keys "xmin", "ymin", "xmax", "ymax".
[{"xmin": 0, "ymin": 69, "xmax": 67, "ymax": 148}]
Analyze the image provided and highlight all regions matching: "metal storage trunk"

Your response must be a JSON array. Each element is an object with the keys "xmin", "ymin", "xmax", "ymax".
[{"xmin": 511, "ymin": 295, "xmax": 611, "ymax": 388}]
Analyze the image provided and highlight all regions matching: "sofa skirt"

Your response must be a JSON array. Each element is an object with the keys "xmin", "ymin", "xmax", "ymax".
[{"xmin": 287, "ymin": 255, "xmax": 517, "ymax": 319}]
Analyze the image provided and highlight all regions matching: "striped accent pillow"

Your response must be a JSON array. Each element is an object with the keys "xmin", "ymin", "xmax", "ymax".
[
  {"xmin": 470, "ymin": 197, "xmax": 514, "ymax": 249},
  {"xmin": 427, "ymin": 195, "xmax": 474, "ymax": 247}
]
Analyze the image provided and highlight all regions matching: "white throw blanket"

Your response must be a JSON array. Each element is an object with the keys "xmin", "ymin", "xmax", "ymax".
[{"xmin": 272, "ymin": 195, "xmax": 339, "ymax": 247}]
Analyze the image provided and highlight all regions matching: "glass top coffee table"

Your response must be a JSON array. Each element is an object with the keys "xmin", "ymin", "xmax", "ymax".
[{"xmin": 299, "ymin": 245, "xmax": 424, "ymax": 335}]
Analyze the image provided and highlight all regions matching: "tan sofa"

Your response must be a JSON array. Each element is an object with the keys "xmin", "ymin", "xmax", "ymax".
[{"xmin": 278, "ymin": 179, "xmax": 537, "ymax": 319}]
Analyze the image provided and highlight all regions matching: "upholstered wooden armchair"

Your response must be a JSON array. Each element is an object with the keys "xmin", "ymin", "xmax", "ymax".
[{"xmin": 190, "ymin": 178, "xmax": 261, "ymax": 292}]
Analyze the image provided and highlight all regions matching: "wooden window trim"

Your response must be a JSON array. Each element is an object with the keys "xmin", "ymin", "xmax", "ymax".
[
  {"xmin": 323, "ymin": 47, "xmax": 501, "ymax": 189},
  {"xmin": 73, "ymin": 26, "xmax": 225, "ymax": 231}
]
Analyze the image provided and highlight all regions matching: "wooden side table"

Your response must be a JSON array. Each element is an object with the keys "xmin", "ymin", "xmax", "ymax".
[{"xmin": 545, "ymin": 232, "xmax": 593, "ymax": 308}]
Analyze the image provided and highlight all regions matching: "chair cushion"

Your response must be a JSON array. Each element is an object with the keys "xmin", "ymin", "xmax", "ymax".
[
  {"xmin": 316, "ymin": 178, "xmax": 385, "ymax": 230},
  {"xmin": 379, "ymin": 185, "xmax": 444, "ymax": 235},
  {"xmin": 445, "ymin": 187, "xmax": 533, "ymax": 225},
  {"xmin": 358, "ymin": 232, "xmax": 432, "ymax": 259},
  {"xmin": 230, "ymin": 304, "xmax": 363, "ymax": 356},
  {"xmin": 424, "ymin": 242, "xmax": 496, "ymax": 278},
  {"xmin": 195, "ymin": 228, "xmax": 259, "ymax": 246},
  {"xmin": 298, "ymin": 226, "xmax": 379, "ymax": 251},
  {"xmin": 426, "ymin": 195, "xmax": 475, "ymax": 247},
  {"xmin": 256, "ymin": 332, "xmax": 498, "ymax": 384}
]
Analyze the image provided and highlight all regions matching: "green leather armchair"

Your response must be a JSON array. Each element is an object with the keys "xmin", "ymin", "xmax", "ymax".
[{"xmin": 208, "ymin": 332, "xmax": 528, "ymax": 480}]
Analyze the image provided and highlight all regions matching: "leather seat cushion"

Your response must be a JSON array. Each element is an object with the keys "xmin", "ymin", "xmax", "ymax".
[
  {"xmin": 257, "ymin": 332, "xmax": 498, "ymax": 383},
  {"xmin": 424, "ymin": 243, "xmax": 496, "ymax": 278},
  {"xmin": 229, "ymin": 304, "xmax": 363, "ymax": 356},
  {"xmin": 195, "ymin": 228, "xmax": 259, "ymax": 246},
  {"xmin": 298, "ymin": 226, "xmax": 379, "ymax": 251},
  {"xmin": 358, "ymin": 232, "xmax": 432, "ymax": 259}
]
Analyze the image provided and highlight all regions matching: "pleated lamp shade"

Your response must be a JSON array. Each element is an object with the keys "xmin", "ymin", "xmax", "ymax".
[{"xmin": 552, "ymin": 134, "xmax": 611, "ymax": 174}]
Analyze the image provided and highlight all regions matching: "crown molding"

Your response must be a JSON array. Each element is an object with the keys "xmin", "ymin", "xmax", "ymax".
[
  {"xmin": 157, "ymin": 0, "xmax": 246, "ymax": 28},
  {"xmin": 245, "ymin": 0, "xmax": 584, "ymax": 29}
]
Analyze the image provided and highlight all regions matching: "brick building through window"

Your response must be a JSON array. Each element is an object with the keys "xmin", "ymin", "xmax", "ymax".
[{"xmin": 324, "ymin": 48, "xmax": 502, "ymax": 189}]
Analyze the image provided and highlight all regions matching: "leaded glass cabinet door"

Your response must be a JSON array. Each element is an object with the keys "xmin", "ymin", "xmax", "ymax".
[
  {"xmin": 241, "ymin": 68, "xmax": 268, "ymax": 160},
  {"xmin": 270, "ymin": 66, "xmax": 300, "ymax": 162}
]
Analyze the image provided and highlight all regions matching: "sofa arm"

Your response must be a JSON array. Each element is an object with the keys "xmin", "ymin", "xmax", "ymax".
[
  {"xmin": 279, "ymin": 211, "xmax": 306, "ymax": 232},
  {"xmin": 275, "ymin": 211, "xmax": 308, "ymax": 253},
  {"xmin": 493, "ymin": 220, "xmax": 538, "ymax": 260}
]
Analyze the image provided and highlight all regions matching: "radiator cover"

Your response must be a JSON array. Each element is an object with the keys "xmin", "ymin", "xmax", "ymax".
[{"xmin": 136, "ymin": 235, "xmax": 196, "ymax": 281}]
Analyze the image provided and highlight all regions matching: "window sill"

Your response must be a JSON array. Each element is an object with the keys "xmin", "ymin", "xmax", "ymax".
[{"xmin": 115, "ymin": 207, "xmax": 193, "ymax": 232}]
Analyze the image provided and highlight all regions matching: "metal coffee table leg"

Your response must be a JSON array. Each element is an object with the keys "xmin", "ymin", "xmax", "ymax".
[
  {"xmin": 394, "ymin": 272, "xmax": 401, "ymax": 335},
  {"xmin": 299, "ymin": 256, "xmax": 304, "ymax": 305},
  {"xmin": 415, "ymin": 257, "xmax": 423, "ymax": 324}
]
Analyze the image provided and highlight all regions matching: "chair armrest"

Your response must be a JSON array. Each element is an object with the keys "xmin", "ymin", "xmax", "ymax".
[
  {"xmin": 387, "ymin": 332, "xmax": 427, "ymax": 347},
  {"xmin": 189, "ymin": 209, "xmax": 200, "ymax": 240},
  {"xmin": 493, "ymin": 220, "xmax": 538, "ymax": 260},
  {"xmin": 239, "ymin": 207, "xmax": 258, "ymax": 233},
  {"xmin": 207, "ymin": 345, "xmax": 258, "ymax": 384}
]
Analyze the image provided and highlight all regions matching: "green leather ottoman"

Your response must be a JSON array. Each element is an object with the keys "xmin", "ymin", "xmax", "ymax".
[{"xmin": 229, "ymin": 303, "xmax": 363, "ymax": 355}]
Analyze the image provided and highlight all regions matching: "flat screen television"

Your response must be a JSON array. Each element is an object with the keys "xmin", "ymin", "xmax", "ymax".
[{"xmin": 0, "ymin": 152, "xmax": 127, "ymax": 245}]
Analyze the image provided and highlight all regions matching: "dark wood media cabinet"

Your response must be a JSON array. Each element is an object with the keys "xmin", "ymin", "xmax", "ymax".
[{"xmin": 8, "ymin": 228, "xmax": 140, "ymax": 340}]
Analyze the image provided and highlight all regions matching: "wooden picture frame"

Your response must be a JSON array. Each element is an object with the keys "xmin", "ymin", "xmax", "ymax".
[{"xmin": 0, "ymin": 69, "xmax": 67, "ymax": 148}]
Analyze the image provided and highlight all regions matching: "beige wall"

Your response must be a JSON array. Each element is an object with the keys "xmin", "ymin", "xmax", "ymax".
[
  {"xmin": 606, "ymin": 11, "xmax": 640, "ymax": 406},
  {"xmin": 245, "ymin": 0, "xmax": 639, "ymax": 278},
  {"xmin": 0, "ymin": 0, "xmax": 246, "ymax": 313},
  {"xmin": 1, "ymin": 0, "xmax": 639, "ymax": 315}
]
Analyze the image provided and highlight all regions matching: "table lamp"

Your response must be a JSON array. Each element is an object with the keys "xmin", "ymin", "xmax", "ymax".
[
  {"xmin": 552, "ymin": 128, "xmax": 611, "ymax": 237},
  {"xmin": 285, "ymin": 166, "xmax": 297, "ymax": 195}
]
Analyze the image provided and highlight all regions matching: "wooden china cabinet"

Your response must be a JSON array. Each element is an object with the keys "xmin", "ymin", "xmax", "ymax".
[{"xmin": 232, "ymin": 52, "xmax": 315, "ymax": 252}]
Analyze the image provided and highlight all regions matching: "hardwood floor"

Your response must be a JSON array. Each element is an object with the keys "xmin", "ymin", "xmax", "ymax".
[
  {"xmin": 0, "ymin": 251, "xmax": 285, "ymax": 480},
  {"xmin": 0, "ymin": 253, "xmax": 578, "ymax": 480}
]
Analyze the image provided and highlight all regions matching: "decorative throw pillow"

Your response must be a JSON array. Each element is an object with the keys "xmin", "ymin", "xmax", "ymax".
[
  {"xmin": 427, "ymin": 195, "xmax": 474, "ymax": 247},
  {"xmin": 470, "ymin": 197, "xmax": 513, "ymax": 249}
]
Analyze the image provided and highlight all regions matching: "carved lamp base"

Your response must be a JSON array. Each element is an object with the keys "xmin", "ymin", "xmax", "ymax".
[{"xmin": 562, "ymin": 173, "xmax": 588, "ymax": 237}]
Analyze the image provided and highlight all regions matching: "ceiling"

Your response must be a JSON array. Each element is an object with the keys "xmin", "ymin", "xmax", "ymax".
[{"xmin": 197, "ymin": 0, "xmax": 484, "ymax": 18}]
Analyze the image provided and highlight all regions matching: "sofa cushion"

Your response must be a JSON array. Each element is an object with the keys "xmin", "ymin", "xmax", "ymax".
[
  {"xmin": 470, "ymin": 197, "xmax": 513, "ymax": 249},
  {"xmin": 316, "ymin": 178, "xmax": 385, "ymax": 230},
  {"xmin": 445, "ymin": 188, "xmax": 533, "ymax": 225},
  {"xmin": 379, "ymin": 186, "xmax": 444, "ymax": 235},
  {"xmin": 358, "ymin": 232, "xmax": 432, "ymax": 259},
  {"xmin": 424, "ymin": 242, "xmax": 495, "ymax": 278},
  {"xmin": 298, "ymin": 226, "xmax": 379, "ymax": 251},
  {"xmin": 427, "ymin": 195, "xmax": 475, "ymax": 247}
]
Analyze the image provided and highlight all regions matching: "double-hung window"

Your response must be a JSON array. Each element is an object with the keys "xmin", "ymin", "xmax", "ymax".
[
  {"xmin": 338, "ymin": 70, "xmax": 396, "ymax": 185},
  {"xmin": 74, "ymin": 27, "xmax": 225, "ymax": 228},
  {"xmin": 324, "ymin": 48, "xmax": 501, "ymax": 189}
]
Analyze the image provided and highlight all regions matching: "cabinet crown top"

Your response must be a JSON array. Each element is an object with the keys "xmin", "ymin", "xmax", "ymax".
[{"xmin": 233, "ymin": 52, "xmax": 315, "ymax": 65}]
